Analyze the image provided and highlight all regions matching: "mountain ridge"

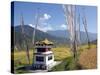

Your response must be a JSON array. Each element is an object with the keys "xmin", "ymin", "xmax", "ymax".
[
  {"xmin": 12, "ymin": 25, "xmax": 97, "ymax": 50},
  {"xmin": 47, "ymin": 30, "xmax": 97, "ymax": 44},
  {"xmin": 12, "ymin": 25, "xmax": 69, "ymax": 50}
]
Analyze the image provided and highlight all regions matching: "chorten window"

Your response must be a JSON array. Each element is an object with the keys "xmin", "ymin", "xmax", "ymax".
[
  {"xmin": 48, "ymin": 56, "xmax": 52, "ymax": 60},
  {"xmin": 36, "ymin": 56, "xmax": 44, "ymax": 62}
]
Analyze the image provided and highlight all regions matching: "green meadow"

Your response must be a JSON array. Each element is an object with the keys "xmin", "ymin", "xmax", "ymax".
[{"xmin": 12, "ymin": 44, "xmax": 97, "ymax": 73}]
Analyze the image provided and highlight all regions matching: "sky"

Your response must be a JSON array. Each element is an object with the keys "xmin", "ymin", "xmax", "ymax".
[{"xmin": 12, "ymin": 1, "xmax": 97, "ymax": 33}]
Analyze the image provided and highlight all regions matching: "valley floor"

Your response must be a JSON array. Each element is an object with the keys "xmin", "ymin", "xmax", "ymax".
[{"xmin": 12, "ymin": 44, "xmax": 97, "ymax": 73}]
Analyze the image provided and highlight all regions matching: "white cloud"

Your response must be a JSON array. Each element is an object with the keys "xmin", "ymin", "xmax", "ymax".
[
  {"xmin": 44, "ymin": 13, "xmax": 51, "ymax": 20},
  {"xmin": 28, "ymin": 13, "xmax": 53, "ymax": 32},
  {"xmin": 61, "ymin": 24, "xmax": 66, "ymax": 29},
  {"xmin": 40, "ymin": 13, "xmax": 51, "ymax": 22},
  {"xmin": 28, "ymin": 24, "xmax": 35, "ymax": 28},
  {"xmin": 38, "ymin": 25, "xmax": 53, "ymax": 32},
  {"xmin": 28, "ymin": 24, "xmax": 53, "ymax": 32}
]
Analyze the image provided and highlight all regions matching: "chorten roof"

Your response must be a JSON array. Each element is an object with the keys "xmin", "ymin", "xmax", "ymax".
[{"xmin": 36, "ymin": 38, "xmax": 53, "ymax": 45}]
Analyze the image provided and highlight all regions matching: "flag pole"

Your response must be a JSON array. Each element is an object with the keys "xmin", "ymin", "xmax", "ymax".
[
  {"xmin": 20, "ymin": 14, "xmax": 30, "ymax": 64},
  {"xmin": 32, "ymin": 8, "xmax": 39, "ymax": 64},
  {"xmin": 82, "ymin": 8, "xmax": 90, "ymax": 49}
]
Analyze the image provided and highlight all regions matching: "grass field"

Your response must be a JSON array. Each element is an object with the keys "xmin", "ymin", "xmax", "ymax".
[
  {"xmin": 13, "ymin": 50, "xmax": 33, "ymax": 68},
  {"xmin": 51, "ymin": 44, "xmax": 97, "ymax": 71},
  {"xmin": 78, "ymin": 48, "xmax": 97, "ymax": 69},
  {"xmin": 12, "ymin": 44, "xmax": 97, "ymax": 73},
  {"xmin": 13, "ymin": 46, "xmax": 71, "ymax": 67}
]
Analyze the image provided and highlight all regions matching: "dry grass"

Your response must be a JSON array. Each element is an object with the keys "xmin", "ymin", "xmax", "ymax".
[
  {"xmin": 52, "ymin": 47, "xmax": 72, "ymax": 61},
  {"xmin": 12, "ymin": 44, "xmax": 97, "ymax": 73},
  {"xmin": 78, "ymin": 48, "xmax": 97, "ymax": 69},
  {"xmin": 13, "ymin": 47, "xmax": 72, "ymax": 68},
  {"xmin": 13, "ymin": 50, "xmax": 33, "ymax": 67}
]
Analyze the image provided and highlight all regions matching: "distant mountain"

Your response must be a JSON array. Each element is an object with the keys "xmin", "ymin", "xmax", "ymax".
[
  {"xmin": 12, "ymin": 25, "xmax": 69, "ymax": 50},
  {"xmin": 47, "ymin": 30, "xmax": 97, "ymax": 44},
  {"xmin": 12, "ymin": 25, "xmax": 97, "ymax": 50},
  {"xmin": 90, "ymin": 40, "xmax": 97, "ymax": 44},
  {"xmin": 47, "ymin": 30, "xmax": 69, "ymax": 38}
]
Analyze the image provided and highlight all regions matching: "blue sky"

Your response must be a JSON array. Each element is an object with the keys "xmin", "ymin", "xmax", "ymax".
[{"xmin": 13, "ymin": 1, "xmax": 97, "ymax": 33}]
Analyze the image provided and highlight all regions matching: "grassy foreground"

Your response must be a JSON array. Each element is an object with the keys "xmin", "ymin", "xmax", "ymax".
[
  {"xmin": 12, "ymin": 44, "xmax": 97, "ymax": 73},
  {"xmin": 51, "ymin": 44, "xmax": 97, "ymax": 71}
]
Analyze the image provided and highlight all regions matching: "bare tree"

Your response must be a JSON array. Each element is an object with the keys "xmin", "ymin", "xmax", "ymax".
[
  {"xmin": 77, "ymin": 14, "xmax": 81, "ymax": 47},
  {"xmin": 32, "ymin": 8, "xmax": 40, "ymax": 64},
  {"xmin": 62, "ymin": 5, "xmax": 77, "ymax": 59},
  {"xmin": 20, "ymin": 14, "xmax": 30, "ymax": 64},
  {"xmin": 82, "ymin": 8, "xmax": 90, "ymax": 49}
]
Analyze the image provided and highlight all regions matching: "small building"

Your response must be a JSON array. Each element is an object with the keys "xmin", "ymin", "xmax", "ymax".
[{"xmin": 32, "ymin": 38, "xmax": 54, "ymax": 70}]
